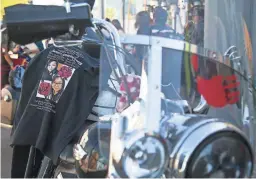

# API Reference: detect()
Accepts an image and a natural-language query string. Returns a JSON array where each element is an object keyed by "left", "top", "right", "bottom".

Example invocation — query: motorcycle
[
  {"left": 4, "top": 0, "right": 255, "bottom": 178},
  {"left": 93, "top": 35, "right": 256, "bottom": 178},
  {"left": 74, "top": 1, "right": 256, "bottom": 178}
]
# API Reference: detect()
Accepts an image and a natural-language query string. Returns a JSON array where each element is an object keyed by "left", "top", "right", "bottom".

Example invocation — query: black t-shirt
[{"left": 11, "top": 46, "right": 101, "bottom": 164}]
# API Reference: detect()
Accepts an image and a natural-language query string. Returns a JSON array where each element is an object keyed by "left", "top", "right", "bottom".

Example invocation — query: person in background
[
  {"left": 190, "top": 7, "right": 204, "bottom": 46},
  {"left": 21, "top": 41, "right": 45, "bottom": 59},
  {"left": 111, "top": 19, "right": 125, "bottom": 36},
  {"left": 9, "top": 44, "right": 29, "bottom": 67},
  {"left": 151, "top": 6, "right": 176, "bottom": 38},
  {"left": 133, "top": 11, "right": 151, "bottom": 72},
  {"left": 135, "top": 11, "right": 151, "bottom": 35},
  {"left": 1, "top": 29, "right": 13, "bottom": 89},
  {"left": 6, "top": 41, "right": 45, "bottom": 70}
]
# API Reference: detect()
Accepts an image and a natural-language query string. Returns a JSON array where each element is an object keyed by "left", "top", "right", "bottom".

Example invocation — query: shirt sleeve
[{"left": 35, "top": 41, "right": 45, "bottom": 51}]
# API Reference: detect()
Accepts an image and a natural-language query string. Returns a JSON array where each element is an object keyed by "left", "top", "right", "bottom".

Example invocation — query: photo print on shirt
[
  {"left": 36, "top": 63, "right": 75, "bottom": 103},
  {"left": 36, "top": 47, "right": 83, "bottom": 104}
]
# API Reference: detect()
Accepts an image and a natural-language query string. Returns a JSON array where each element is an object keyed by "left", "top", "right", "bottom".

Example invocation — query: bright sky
[{"left": 32, "top": 0, "right": 64, "bottom": 5}]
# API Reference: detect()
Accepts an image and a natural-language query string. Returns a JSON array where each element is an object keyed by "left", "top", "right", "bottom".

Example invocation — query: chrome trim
[
  {"left": 168, "top": 118, "right": 219, "bottom": 160},
  {"left": 73, "top": 144, "right": 87, "bottom": 161},
  {"left": 193, "top": 95, "right": 209, "bottom": 113},
  {"left": 224, "top": 45, "right": 243, "bottom": 75},
  {"left": 70, "top": 3, "right": 91, "bottom": 8},
  {"left": 93, "top": 18, "right": 122, "bottom": 51},
  {"left": 92, "top": 18, "right": 126, "bottom": 74}
]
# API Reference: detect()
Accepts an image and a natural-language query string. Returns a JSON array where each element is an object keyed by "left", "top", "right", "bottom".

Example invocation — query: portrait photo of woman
[
  {"left": 48, "top": 75, "right": 65, "bottom": 103},
  {"left": 42, "top": 60, "right": 59, "bottom": 81},
  {"left": 37, "top": 61, "right": 75, "bottom": 102}
]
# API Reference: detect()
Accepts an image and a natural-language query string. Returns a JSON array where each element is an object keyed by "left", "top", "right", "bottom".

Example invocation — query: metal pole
[
  {"left": 174, "top": 9, "right": 177, "bottom": 32},
  {"left": 101, "top": 0, "right": 105, "bottom": 19},
  {"left": 145, "top": 40, "right": 162, "bottom": 133},
  {"left": 122, "top": 0, "right": 125, "bottom": 30},
  {"left": 170, "top": 4, "right": 176, "bottom": 30},
  {"left": 250, "top": 0, "right": 256, "bottom": 83}
]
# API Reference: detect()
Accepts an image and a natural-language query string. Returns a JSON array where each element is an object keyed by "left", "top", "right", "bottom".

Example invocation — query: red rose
[
  {"left": 38, "top": 82, "right": 51, "bottom": 97},
  {"left": 58, "top": 66, "right": 72, "bottom": 79}
]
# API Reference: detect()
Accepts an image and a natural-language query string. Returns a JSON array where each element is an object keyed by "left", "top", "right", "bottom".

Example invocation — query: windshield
[{"left": 86, "top": 0, "right": 256, "bottom": 177}]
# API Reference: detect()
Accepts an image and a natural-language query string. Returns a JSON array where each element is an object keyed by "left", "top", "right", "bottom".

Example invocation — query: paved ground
[
  {"left": 254, "top": 165, "right": 256, "bottom": 178},
  {"left": 1, "top": 124, "right": 12, "bottom": 178}
]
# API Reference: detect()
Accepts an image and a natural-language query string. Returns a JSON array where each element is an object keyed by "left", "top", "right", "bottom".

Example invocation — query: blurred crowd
[
  {"left": 1, "top": 27, "right": 55, "bottom": 90},
  {"left": 108, "top": 4, "right": 204, "bottom": 43},
  {"left": 1, "top": 32, "right": 42, "bottom": 89},
  {"left": 1, "top": 3, "right": 204, "bottom": 91}
]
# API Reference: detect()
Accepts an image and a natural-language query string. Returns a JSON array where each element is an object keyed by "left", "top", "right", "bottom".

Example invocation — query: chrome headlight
[
  {"left": 187, "top": 132, "right": 253, "bottom": 178},
  {"left": 74, "top": 122, "right": 110, "bottom": 178},
  {"left": 168, "top": 120, "right": 254, "bottom": 178},
  {"left": 112, "top": 132, "right": 168, "bottom": 178}
]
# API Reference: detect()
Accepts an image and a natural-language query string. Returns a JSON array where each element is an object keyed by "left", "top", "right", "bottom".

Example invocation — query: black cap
[
  {"left": 153, "top": 7, "right": 168, "bottom": 24},
  {"left": 135, "top": 11, "right": 150, "bottom": 28},
  {"left": 192, "top": 7, "right": 203, "bottom": 16}
]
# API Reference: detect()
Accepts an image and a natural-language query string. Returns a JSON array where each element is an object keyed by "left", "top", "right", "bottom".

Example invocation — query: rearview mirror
[{"left": 4, "top": 4, "right": 92, "bottom": 45}]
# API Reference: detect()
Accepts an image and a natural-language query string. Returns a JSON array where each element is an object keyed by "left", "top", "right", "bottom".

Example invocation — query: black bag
[{"left": 4, "top": 4, "right": 92, "bottom": 45}]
